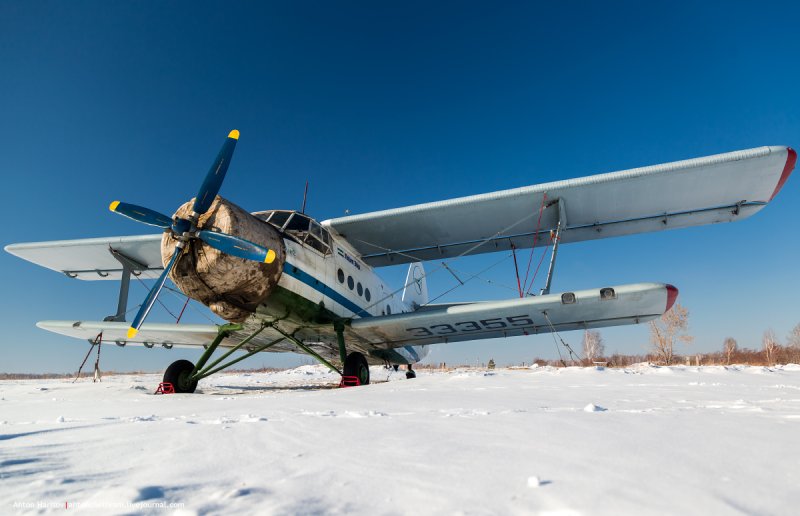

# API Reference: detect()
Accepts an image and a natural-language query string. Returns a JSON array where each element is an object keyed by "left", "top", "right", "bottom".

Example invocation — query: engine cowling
[{"left": 161, "top": 197, "right": 285, "bottom": 322}]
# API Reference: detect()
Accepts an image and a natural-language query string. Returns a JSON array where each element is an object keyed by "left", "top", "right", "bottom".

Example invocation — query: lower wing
[
  {"left": 346, "top": 282, "right": 675, "bottom": 348},
  {"left": 37, "top": 282, "right": 673, "bottom": 363}
]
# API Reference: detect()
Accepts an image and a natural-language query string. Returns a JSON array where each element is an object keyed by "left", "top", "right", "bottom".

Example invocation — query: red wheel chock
[
  {"left": 155, "top": 382, "right": 175, "bottom": 394},
  {"left": 339, "top": 376, "right": 361, "bottom": 388}
]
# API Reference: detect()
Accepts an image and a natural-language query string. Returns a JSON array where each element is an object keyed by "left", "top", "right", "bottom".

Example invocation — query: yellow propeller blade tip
[
  {"left": 109, "top": 201, "right": 120, "bottom": 212},
  {"left": 265, "top": 249, "right": 276, "bottom": 264},
  {"left": 127, "top": 327, "right": 138, "bottom": 339},
  {"left": 228, "top": 129, "right": 240, "bottom": 140}
]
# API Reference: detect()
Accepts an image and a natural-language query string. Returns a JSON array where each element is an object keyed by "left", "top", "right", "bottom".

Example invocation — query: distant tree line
[{"left": 527, "top": 307, "right": 800, "bottom": 368}]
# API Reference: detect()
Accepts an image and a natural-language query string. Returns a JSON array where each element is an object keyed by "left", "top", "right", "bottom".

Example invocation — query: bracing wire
[
  {"left": 350, "top": 199, "right": 551, "bottom": 312},
  {"left": 542, "top": 311, "right": 583, "bottom": 365}
]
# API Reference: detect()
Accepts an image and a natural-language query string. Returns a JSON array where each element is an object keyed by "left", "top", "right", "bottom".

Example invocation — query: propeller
[
  {"left": 109, "top": 130, "right": 277, "bottom": 339},
  {"left": 197, "top": 230, "right": 277, "bottom": 264},
  {"left": 109, "top": 201, "right": 173, "bottom": 228}
]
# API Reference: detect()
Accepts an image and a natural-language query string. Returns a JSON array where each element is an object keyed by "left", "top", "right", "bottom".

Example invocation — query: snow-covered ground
[{"left": 2, "top": 364, "right": 799, "bottom": 515}]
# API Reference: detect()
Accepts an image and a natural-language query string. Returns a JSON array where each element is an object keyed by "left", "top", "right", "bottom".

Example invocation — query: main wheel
[
  {"left": 163, "top": 359, "right": 198, "bottom": 393},
  {"left": 343, "top": 352, "right": 370, "bottom": 385}
]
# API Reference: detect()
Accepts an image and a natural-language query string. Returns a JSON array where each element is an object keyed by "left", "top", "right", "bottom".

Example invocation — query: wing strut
[
  {"left": 105, "top": 247, "right": 149, "bottom": 322},
  {"left": 540, "top": 198, "right": 567, "bottom": 296}
]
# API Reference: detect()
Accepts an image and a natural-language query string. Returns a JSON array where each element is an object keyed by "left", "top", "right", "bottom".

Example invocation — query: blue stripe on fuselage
[{"left": 282, "top": 262, "right": 372, "bottom": 318}]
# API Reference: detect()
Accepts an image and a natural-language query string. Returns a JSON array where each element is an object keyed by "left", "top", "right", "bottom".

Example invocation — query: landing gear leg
[
  {"left": 159, "top": 323, "right": 283, "bottom": 394},
  {"left": 406, "top": 364, "right": 416, "bottom": 379},
  {"left": 393, "top": 364, "right": 400, "bottom": 372}
]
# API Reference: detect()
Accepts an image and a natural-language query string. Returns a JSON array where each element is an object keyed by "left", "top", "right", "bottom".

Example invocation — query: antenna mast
[{"left": 301, "top": 180, "right": 309, "bottom": 213}]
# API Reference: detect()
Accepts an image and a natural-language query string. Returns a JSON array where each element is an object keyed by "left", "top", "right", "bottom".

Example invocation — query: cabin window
[
  {"left": 561, "top": 292, "right": 576, "bottom": 304},
  {"left": 365, "top": 288, "right": 371, "bottom": 302},
  {"left": 357, "top": 282, "right": 363, "bottom": 296},
  {"left": 347, "top": 276, "right": 354, "bottom": 290},
  {"left": 337, "top": 268, "right": 345, "bottom": 283}
]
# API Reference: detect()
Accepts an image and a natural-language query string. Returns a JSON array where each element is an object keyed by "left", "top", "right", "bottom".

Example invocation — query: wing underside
[
  {"left": 346, "top": 282, "right": 673, "bottom": 352},
  {"left": 5, "top": 234, "right": 164, "bottom": 280},
  {"left": 324, "top": 146, "right": 795, "bottom": 266}
]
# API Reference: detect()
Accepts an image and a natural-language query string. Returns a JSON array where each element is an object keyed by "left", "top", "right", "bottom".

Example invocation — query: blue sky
[{"left": 1, "top": 1, "right": 798, "bottom": 373}]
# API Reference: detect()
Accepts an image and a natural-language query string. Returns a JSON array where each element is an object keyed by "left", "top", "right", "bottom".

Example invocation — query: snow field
[{"left": 1, "top": 364, "right": 799, "bottom": 515}]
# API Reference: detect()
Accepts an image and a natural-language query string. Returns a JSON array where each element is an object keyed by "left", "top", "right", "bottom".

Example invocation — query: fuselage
[{"left": 251, "top": 210, "right": 430, "bottom": 363}]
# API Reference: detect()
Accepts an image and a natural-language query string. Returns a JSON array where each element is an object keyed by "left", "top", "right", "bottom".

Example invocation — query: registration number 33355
[{"left": 405, "top": 315, "right": 533, "bottom": 337}]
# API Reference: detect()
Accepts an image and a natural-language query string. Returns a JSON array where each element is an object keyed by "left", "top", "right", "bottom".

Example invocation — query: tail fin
[{"left": 402, "top": 262, "right": 428, "bottom": 310}]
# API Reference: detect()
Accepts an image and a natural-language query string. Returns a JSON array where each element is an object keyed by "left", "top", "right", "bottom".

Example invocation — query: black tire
[
  {"left": 343, "top": 352, "right": 370, "bottom": 385},
  {"left": 406, "top": 369, "right": 416, "bottom": 379},
  {"left": 163, "top": 360, "right": 198, "bottom": 393}
]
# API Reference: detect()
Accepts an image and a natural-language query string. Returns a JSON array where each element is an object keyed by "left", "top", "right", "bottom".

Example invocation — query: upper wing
[
  {"left": 4, "top": 234, "right": 163, "bottom": 280},
  {"left": 324, "top": 146, "right": 795, "bottom": 266},
  {"left": 346, "top": 282, "right": 675, "bottom": 352}
]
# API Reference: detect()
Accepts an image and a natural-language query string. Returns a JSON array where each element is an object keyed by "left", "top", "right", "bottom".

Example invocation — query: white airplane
[{"left": 5, "top": 131, "right": 795, "bottom": 392}]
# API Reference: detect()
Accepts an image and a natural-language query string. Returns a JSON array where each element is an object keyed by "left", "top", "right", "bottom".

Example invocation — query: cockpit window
[
  {"left": 283, "top": 213, "right": 311, "bottom": 232},
  {"left": 255, "top": 210, "right": 332, "bottom": 255},
  {"left": 263, "top": 210, "right": 291, "bottom": 228}
]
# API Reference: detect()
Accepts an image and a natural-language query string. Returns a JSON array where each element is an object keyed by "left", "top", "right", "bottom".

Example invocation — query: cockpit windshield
[{"left": 254, "top": 210, "right": 332, "bottom": 255}]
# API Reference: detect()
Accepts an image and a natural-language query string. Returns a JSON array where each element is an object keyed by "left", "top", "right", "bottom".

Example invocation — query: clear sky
[{"left": 1, "top": 1, "right": 798, "bottom": 373}]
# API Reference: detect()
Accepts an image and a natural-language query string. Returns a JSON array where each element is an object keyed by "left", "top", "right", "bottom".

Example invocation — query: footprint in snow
[
  {"left": 527, "top": 476, "right": 552, "bottom": 488},
  {"left": 301, "top": 410, "right": 338, "bottom": 417},
  {"left": 239, "top": 414, "right": 268, "bottom": 422},
  {"left": 129, "top": 415, "right": 158, "bottom": 422},
  {"left": 222, "top": 486, "right": 270, "bottom": 498},
  {"left": 134, "top": 486, "right": 165, "bottom": 501},
  {"left": 440, "top": 409, "right": 491, "bottom": 417},
  {"left": 342, "top": 410, "right": 388, "bottom": 418}
]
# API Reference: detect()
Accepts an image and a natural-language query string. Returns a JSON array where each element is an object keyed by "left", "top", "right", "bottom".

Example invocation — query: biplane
[{"left": 5, "top": 130, "right": 795, "bottom": 391}]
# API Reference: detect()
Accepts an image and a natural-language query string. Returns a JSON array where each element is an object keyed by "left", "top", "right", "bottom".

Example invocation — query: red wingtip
[
  {"left": 769, "top": 147, "right": 796, "bottom": 202},
  {"left": 665, "top": 284, "right": 679, "bottom": 312}
]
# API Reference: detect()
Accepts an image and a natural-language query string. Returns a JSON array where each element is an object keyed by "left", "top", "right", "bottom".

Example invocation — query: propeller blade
[
  {"left": 126, "top": 246, "right": 183, "bottom": 339},
  {"left": 109, "top": 201, "right": 172, "bottom": 228},
  {"left": 197, "top": 230, "right": 277, "bottom": 264},
  {"left": 192, "top": 130, "right": 239, "bottom": 216}
]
